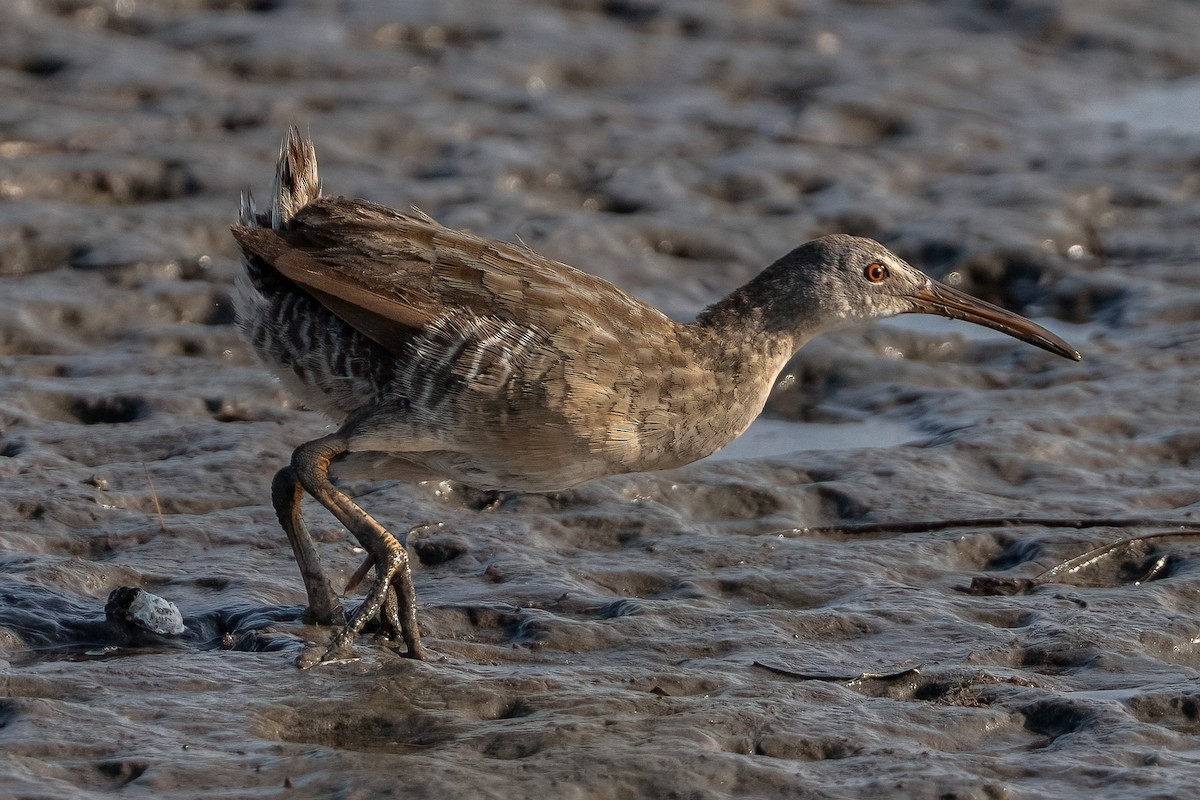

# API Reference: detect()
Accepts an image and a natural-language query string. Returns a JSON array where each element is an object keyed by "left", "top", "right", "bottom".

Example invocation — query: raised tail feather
[
  {"left": 234, "top": 126, "right": 322, "bottom": 299},
  {"left": 238, "top": 125, "right": 321, "bottom": 230}
]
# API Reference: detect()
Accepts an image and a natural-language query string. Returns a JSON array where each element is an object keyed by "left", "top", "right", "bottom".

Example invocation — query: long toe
[
  {"left": 380, "top": 585, "right": 405, "bottom": 641},
  {"left": 319, "top": 627, "right": 360, "bottom": 665},
  {"left": 294, "top": 636, "right": 352, "bottom": 669}
]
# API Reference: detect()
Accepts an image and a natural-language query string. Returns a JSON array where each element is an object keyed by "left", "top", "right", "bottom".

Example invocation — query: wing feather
[{"left": 232, "top": 195, "right": 675, "bottom": 359}]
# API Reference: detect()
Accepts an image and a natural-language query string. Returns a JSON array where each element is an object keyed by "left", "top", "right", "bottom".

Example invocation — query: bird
[{"left": 231, "top": 126, "right": 1081, "bottom": 665}]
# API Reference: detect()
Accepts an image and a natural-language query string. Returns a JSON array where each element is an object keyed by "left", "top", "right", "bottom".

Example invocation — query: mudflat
[{"left": 2, "top": 2, "right": 1199, "bottom": 797}]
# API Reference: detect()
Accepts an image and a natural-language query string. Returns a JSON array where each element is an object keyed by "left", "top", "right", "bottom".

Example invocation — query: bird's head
[{"left": 744, "top": 234, "right": 1080, "bottom": 361}]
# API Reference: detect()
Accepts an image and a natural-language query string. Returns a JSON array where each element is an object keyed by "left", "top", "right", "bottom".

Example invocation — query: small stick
[
  {"left": 752, "top": 660, "right": 921, "bottom": 683},
  {"left": 142, "top": 461, "right": 166, "bottom": 532},
  {"left": 779, "top": 516, "right": 1200, "bottom": 537}
]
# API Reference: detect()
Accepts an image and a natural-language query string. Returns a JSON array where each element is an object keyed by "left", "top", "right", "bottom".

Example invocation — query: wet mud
[{"left": 2, "top": 0, "right": 1200, "bottom": 797}]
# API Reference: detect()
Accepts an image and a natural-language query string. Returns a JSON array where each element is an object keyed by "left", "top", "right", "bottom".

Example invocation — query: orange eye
[{"left": 865, "top": 262, "right": 888, "bottom": 283}]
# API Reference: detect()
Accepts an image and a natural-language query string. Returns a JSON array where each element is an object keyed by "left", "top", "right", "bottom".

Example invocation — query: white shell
[{"left": 126, "top": 590, "right": 186, "bottom": 636}]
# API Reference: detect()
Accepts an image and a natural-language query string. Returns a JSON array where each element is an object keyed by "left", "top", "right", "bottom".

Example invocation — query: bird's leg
[
  {"left": 343, "top": 551, "right": 406, "bottom": 641},
  {"left": 380, "top": 580, "right": 404, "bottom": 640},
  {"left": 290, "top": 434, "right": 427, "bottom": 661},
  {"left": 271, "top": 466, "right": 347, "bottom": 626},
  {"left": 345, "top": 538, "right": 420, "bottom": 643},
  {"left": 274, "top": 465, "right": 405, "bottom": 642}
]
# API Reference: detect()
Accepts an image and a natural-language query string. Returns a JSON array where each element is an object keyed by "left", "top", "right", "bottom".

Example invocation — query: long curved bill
[{"left": 908, "top": 280, "right": 1082, "bottom": 361}]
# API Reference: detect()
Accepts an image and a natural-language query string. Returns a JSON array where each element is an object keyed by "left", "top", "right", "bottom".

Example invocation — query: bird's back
[
  {"left": 233, "top": 162, "right": 747, "bottom": 489},
  {"left": 235, "top": 195, "right": 679, "bottom": 358}
]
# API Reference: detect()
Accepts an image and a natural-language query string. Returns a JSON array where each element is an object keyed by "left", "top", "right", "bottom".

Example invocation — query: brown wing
[{"left": 231, "top": 196, "right": 672, "bottom": 358}]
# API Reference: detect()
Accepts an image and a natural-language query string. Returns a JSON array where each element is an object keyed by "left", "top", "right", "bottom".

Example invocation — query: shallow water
[
  {"left": 703, "top": 417, "right": 920, "bottom": 462},
  {"left": 2, "top": 1, "right": 1200, "bottom": 798},
  {"left": 1081, "top": 78, "right": 1200, "bottom": 135}
]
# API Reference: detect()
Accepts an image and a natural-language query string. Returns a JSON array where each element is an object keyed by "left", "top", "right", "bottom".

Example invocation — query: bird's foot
[
  {"left": 376, "top": 588, "right": 428, "bottom": 660},
  {"left": 296, "top": 590, "right": 426, "bottom": 665},
  {"left": 295, "top": 633, "right": 358, "bottom": 669},
  {"left": 294, "top": 621, "right": 427, "bottom": 668}
]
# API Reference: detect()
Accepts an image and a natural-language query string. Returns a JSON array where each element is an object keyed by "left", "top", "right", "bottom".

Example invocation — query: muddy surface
[{"left": 2, "top": 1, "right": 1200, "bottom": 797}]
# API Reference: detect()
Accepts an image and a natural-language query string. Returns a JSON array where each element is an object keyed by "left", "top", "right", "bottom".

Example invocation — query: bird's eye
[{"left": 865, "top": 262, "right": 888, "bottom": 283}]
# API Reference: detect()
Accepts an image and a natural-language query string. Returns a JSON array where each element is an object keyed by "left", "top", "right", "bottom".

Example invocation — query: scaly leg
[
  {"left": 289, "top": 434, "right": 427, "bottom": 661},
  {"left": 271, "top": 465, "right": 347, "bottom": 627}
]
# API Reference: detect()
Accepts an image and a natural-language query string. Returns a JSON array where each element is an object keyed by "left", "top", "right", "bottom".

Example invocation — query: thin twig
[
  {"left": 965, "top": 529, "right": 1200, "bottom": 595},
  {"left": 1038, "top": 530, "right": 1200, "bottom": 582},
  {"left": 142, "top": 461, "right": 166, "bottom": 532},
  {"left": 778, "top": 516, "right": 1200, "bottom": 537},
  {"left": 752, "top": 660, "right": 922, "bottom": 683}
]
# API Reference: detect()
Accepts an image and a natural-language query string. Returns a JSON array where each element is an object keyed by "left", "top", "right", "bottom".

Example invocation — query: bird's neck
[
  {"left": 692, "top": 275, "right": 820, "bottom": 356},
  {"left": 687, "top": 275, "right": 830, "bottom": 416},
  {"left": 687, "top": 288, "right": 805, "bottom": 414}
]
